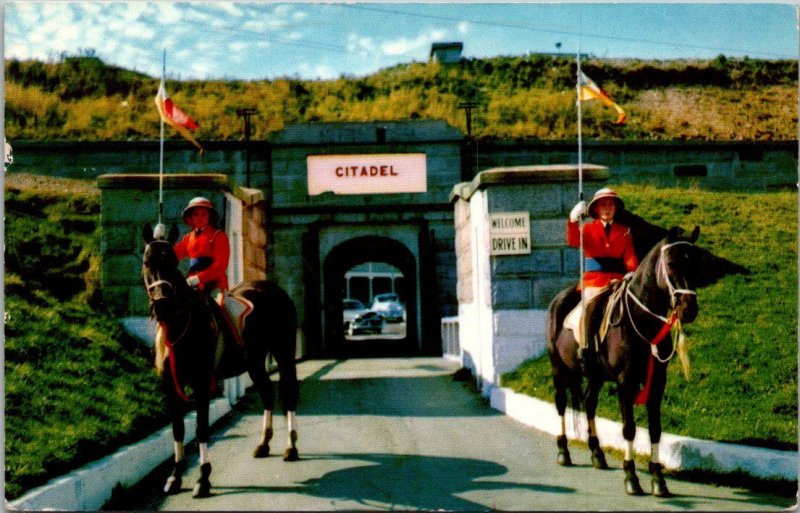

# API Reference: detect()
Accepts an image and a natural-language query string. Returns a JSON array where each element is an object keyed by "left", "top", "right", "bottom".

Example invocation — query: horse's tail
[
  {"left": 675, "top": 320, "right": 691, "bottom": 380},
  {"left": 569, "top": 374, "right": 585, "bottom": 438}
]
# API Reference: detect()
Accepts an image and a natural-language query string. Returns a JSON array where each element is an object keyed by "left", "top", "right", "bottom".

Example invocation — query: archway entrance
[{"left": 323, "top": 236, "right": 418, "bottom": 358}]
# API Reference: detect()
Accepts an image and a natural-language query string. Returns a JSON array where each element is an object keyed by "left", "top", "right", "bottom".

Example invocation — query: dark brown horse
[
  {"left": 142, "top": 224, "right": 300, "bottom": 498},
  {"left": 547, "top": 226, "right": 701, "bottom": 497}
]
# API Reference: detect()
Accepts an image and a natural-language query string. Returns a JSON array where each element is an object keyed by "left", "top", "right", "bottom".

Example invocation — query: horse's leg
[
  {"left": 277, "top": 352, "right": 300, "bottom": 462},
  {"left": 619, "top": 388, "right": 645, "bottom": 495},
  {"left": 646, "top": 367, "right": 671, "bottom": 497},
  {"left": 247, "top": 355, "right": 276, "bottom": 458},
  {"left": 162, "top": 371, "right": 187, "bottom": 495},
  {"left": 192, "top": 390, "right": 212, "bottom": 499},
  {"left": 552, "top": 359, "right": 572, "bottom": 466},
  {"left": 584, "top": 377, "right": 609, "bottom": 469}
]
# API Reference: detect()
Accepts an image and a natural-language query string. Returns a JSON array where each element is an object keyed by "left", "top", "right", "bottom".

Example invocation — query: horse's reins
[
  {"left": 144, "top": 241, "right": 195, "bottom": 402},
  {"left": 624, "top": 240, "right": 697, "bottom": 404}
]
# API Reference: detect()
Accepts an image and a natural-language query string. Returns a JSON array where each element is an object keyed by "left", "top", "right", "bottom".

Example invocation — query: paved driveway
[{"left": 124, "top": 357, "right": 793, "bottom": 511}]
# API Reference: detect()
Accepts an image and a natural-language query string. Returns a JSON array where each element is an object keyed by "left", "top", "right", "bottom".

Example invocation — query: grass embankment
[
  {"left": 5, "top": 54, "right": 798, "bottom": 141},
  {"left": 502, "top": 184, "right": 798, "bottom": 448},
  {"left": 4, "top": 173, "right": 168, "bottom": 500}
]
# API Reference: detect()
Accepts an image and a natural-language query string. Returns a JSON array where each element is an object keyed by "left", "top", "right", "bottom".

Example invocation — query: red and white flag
[
  {"left": 578, "top": 72, "right": 626, "bottom": 125},
  {"left": 155, "top": 80, "right": 203, "bottom": 152}
]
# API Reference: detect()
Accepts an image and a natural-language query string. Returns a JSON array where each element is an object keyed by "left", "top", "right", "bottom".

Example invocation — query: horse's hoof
[
  {"left": 624, "top": 478, "right": 645, "bottom": 496},
  {"left": 649, "top": 462, "right": 672, "bottom": 497},
  {"left": 283, "top": 447, "right": 299, "bottom": 462},
  {"left": 556, "top": 435, "right": 572, "bottom": 466},
  {"left": 651, "top": 479, "right": 672, "bottom": 497},
  {"left": 623, "top": 460, "right": 645, "bottom": 495},
  {"left": 192, "top": 480, "right": 211, "bottom": 499},
  {"left": 253, "top": 443, "right": 270, "bottom": 458},
  {"left": 591, "top": 449, "right": 609, "bottom": 469},
  {"left": 163, "top": 476, "right": 182, "bottom": 495}
]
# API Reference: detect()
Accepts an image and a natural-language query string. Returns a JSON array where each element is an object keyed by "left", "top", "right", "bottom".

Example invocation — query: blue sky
[{"left": 4, "top": 2, "right": 798, "bottom": 81}]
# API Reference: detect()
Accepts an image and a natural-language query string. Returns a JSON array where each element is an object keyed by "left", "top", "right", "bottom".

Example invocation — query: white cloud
[
  {"left": 229, "top": 41, "right": 249, "bottom": 53},
  {"left": 155, "top": 2, "right": 184, "bottom": 25},
  {"left": 208, "top": 3, "right": 244, "bottom": 18},
  {"left": 297, "top": 62, "right": 337, "bottom": 80},
  {"left": 346, "top": 33, "right": 376, "bottom": 55},
  {"left": 123, "top": 22, "right": 156, "bottom": 41},
  {"left": 458, "top": 21, "right": 470, "bottom": 34},
  {"left": 380, "top": 29, "right": 447, "bottom": 56}
]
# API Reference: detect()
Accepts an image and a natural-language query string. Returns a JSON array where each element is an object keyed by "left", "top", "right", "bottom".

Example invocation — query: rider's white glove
[
  {"left": 624, "top": 272, "right": 635, "bottom": 281},
  {"left": 186, "top": 275, "right": 200, "bottom": 288},
  {"left": 569, "top": 200, "right": 586, "bottom": 222}
]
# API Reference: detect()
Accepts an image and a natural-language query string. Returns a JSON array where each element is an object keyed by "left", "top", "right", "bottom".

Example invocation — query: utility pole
[
  {"left": 236, "top": 107, "right": 257, "bottom": 187},
  {"left": 458, "top": 100, "right": 478, "bottom": 181}
]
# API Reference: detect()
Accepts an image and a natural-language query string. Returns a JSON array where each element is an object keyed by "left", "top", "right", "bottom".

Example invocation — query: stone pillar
[
  {"left": 450, "top": 164, "right": 608, "bottom": 394},
  {"left": 97, "top": 174, "right": 231, "bottom": 316}
]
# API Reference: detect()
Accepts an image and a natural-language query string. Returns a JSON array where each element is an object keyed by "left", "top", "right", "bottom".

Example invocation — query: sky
[{"left": 3, "top": 2, "right": 799, "bottom": 81}]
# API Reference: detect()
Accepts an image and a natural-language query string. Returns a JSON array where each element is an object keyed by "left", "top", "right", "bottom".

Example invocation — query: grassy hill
[
  {"left": 4, "top": 54, "right": 797, "bottom": 142},
  {"left": 4, "top": 174, "right": 168, "bottom": 500}
]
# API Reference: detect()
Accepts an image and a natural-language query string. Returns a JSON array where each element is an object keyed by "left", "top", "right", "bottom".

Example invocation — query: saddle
[{"left": 592, "top": 279, "right": 628, "bottom": 350}]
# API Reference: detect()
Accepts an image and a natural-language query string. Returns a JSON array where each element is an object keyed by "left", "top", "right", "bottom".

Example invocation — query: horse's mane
[{"left": 617, "top": 211, "right": 748, "bottom": 288}]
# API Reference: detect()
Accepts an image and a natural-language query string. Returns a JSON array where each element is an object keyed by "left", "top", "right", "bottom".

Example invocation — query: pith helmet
[
  {"left": 181, "top": 197, "right": 220, "bottom": 227},
  {"left": 587, "top": 188, "right": 625, "bottom": 219}
]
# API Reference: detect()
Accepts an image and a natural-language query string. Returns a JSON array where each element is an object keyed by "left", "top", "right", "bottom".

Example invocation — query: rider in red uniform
[
  {"left": 566, "top": 188, "right": 638, "bottom": 367},
  {"left": 174, "top": 197, "right": 230, "bottom": 295}
]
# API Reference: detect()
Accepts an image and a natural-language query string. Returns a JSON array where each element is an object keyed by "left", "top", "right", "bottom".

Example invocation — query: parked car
[
  {"left": 343, "top": 299, "right": 384, "bottom": 335},
  {"left": 370, "top": 293, "right": 405, "bottom": 323}
]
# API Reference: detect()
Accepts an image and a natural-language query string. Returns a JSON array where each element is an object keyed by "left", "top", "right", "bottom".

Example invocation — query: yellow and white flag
[{"left": 578, "top": 72, "right": 626, "bottom": 125}]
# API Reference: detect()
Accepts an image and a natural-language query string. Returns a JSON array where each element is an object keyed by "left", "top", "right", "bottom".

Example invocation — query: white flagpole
[
  {"left": 158, "top": 49, "right": 166, "bottom": 225},
  {"left": 576, "top": 16, "right": 585, "bottom": 316}
]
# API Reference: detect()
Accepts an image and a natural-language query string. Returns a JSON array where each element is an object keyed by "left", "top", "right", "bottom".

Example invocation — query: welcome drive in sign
[
  {"left": 489, "top": 212, "right": 531, "bottom": 255},
  {"left": 307, "top": 153, "right": 427, "bottom": 195}
]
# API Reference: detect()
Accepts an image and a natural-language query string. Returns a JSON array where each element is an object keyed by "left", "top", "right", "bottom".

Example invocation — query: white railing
[{"left": 440, "top": 316, "right": 460, "bottom": 360}]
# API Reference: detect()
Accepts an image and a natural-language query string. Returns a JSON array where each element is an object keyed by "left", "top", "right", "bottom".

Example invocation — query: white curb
[
  {"left": 490, "top": 386, "right": 798, "bottom": 481},
  {"left": 10, "top": 374, "right": 252, "bottom": 511}
]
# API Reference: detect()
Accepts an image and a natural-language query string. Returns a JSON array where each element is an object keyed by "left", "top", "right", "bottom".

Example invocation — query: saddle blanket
[{"left": 217, "top": 292, "right": 254, "bottom": 345}]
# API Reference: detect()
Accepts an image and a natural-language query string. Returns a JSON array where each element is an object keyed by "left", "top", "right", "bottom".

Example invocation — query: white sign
[
  {"left": 489, "top": 212, "right": 531, "bottom": 256},
  {"left": 307, "top": 153, "right": 427, "bottom": 196}
]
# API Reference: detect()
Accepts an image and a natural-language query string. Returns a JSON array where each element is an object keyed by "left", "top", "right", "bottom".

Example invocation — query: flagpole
[
  {"left": 158, "top": 49, "right": 165, "bottom": 225},
  {"left": 576, "top": 11, "right": 585, "bottom": 318}
]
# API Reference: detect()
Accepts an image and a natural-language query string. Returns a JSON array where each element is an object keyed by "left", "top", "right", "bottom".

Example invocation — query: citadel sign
[{"left": 307, "top": 153, "right": 427, "bottom": 195}]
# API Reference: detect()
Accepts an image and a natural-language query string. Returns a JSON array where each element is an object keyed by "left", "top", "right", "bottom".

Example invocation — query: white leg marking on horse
[
  {"left": 287, "top": 411, "right": 297, "bottom": 446},
  {"left": 199, "top": 442, "right": 210, "bottom": 465},
  {"left": 174, "top": 442, "right": 185, "bottom": 462},
  {"left": 651, "top": 442, "right": 660, "bottom": 464},
  {"left": 624, "top": 441, "right": 634, "bottom": 461},
  {"left": 262, "top": 410, "right": 273, "bottom": 441}
]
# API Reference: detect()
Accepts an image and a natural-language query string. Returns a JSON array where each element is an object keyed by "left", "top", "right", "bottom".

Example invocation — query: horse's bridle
[{"left": 624, "top": 240, "right": 697, "bottom": 356}]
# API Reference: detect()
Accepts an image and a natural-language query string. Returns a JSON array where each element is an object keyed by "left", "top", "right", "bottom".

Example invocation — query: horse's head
[
  {"left": 657, "top": 226, "right": 701, "bottom": 324},
  {"left": 142, "top": 223, "right": 181, "bottom": 322}
]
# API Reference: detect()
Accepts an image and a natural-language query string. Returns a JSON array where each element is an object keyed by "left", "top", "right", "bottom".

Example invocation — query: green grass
[
  {"left": 4, "top": 174, "right": 168, "bottom": 500},
  {"left": 502, "top": 184, "right": 798, "bottom": 448}
]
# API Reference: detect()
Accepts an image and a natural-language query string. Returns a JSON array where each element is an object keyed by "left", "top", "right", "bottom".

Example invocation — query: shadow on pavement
[{"left": 207, "top": 452, "right": 575, "bottom": 510}]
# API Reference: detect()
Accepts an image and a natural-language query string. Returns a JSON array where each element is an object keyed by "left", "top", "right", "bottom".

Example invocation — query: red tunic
[
  {"left": 174, "top": 227, "right": 230, "bottom": 291},
  {"left": 567, "top": 219, "right": 638, "bottom": 289}
]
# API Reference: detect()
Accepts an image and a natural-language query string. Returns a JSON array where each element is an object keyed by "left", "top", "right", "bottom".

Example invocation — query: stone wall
[
  {"left": 97, "top": 174, "right": 263, "bottom": 316},
  {"left": 10, "top": 138, "right": 796, "bottom": 191},
  {"left": 451, "top": 164, "right": 608, "bottom": 393}
]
